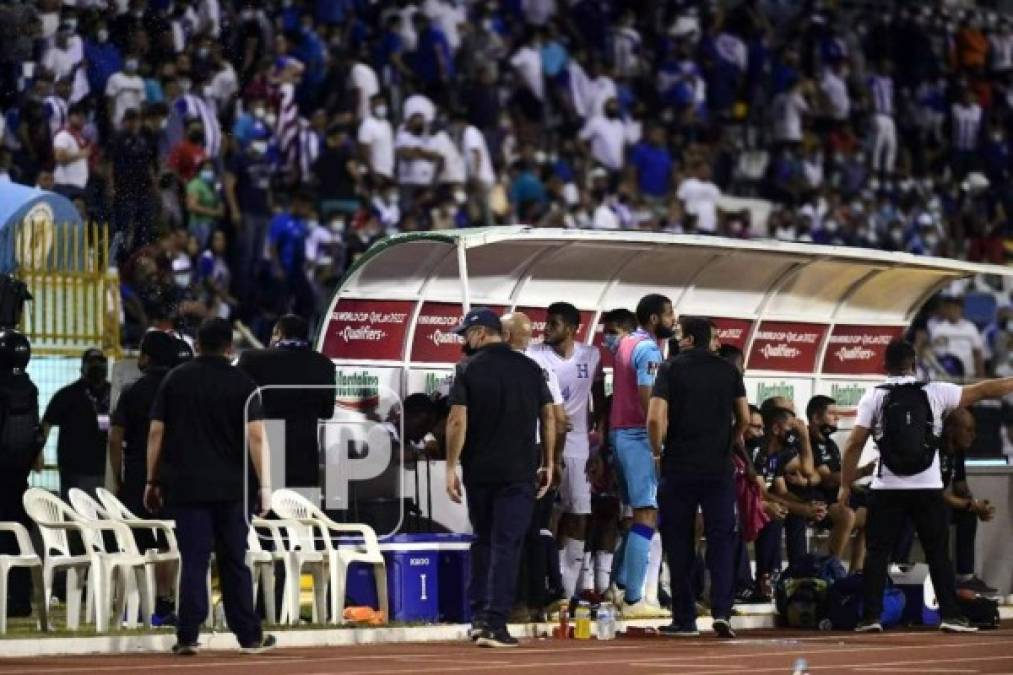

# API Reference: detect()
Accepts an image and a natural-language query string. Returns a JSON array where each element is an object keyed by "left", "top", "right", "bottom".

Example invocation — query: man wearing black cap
[
  {"left": 109, "top": 330, "right": 179, "bottom": 623},
  {"left": 237, "top": 314, "right": 336, "bottom": 493},
  {"left": 43, "top": 348, "right": 111, "bottom": 501},
  {"left": 445, "top": 308, "right": 555, "bottom": 648}
]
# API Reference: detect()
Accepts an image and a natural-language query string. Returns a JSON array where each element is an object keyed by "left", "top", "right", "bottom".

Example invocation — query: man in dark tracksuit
[
  {"left": 444, "top": 308, "right": 555, "bottom": 648},
  {"left": 145, "top": 318, "right": 275, "bottom": 655},
  {"left": 648, "top": 317, "right": 749, "bottom": 638}
]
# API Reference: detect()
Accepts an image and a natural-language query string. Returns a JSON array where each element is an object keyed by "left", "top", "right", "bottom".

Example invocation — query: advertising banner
[
  {"left": 747, "top": 321, "right": 828, "bottom": 373},
  {"left": 411, "top": 302, "right": 507, "bottom": 363},
  {"left": 745, "top": 377, "right": 814, "bottom": 412},
  {"left": 320, "top": 299, "right": 414, "bottom": 361},
  {"left": 821, "top": 325, "right": 905, "bottom": 375},
  {"left": 712, "top": 317, "right": 754, "bottom": 351}
]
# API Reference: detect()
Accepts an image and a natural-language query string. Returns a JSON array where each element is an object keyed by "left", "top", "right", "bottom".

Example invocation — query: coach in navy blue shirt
[
  {"left": 445, "top": 308, "right": 554, "bottom": 648},
  {"left": 649, "top": 316, "right": 749, "bottom": 639}
]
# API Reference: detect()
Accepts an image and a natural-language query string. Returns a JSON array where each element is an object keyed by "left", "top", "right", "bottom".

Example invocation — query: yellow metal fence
[{"left": 14, "top": 221, "right": 121, "bottom": 357}]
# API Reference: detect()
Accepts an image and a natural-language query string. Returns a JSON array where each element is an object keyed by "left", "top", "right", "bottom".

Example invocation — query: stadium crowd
[{"left": 2, "top": 0, "right": 1013, "bottom": 344}]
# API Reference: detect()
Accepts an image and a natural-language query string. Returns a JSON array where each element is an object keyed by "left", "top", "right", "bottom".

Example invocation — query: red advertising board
[
  {"left": 821, "top": 325, "right": 905, "bottom": 375},
  {"left": 515, "top": 306, "right": 595, "bottom": 344},
  {"left": 747, "top": 321, "right": 828, "bottom": 373},
  {"left": 411, "top": 302, "right": 508, "bottom": 363},
  {"left": 320, "top": 299, "right": 414, "bottom": 360},
  {"left": 712, "top": 318, "right": 754, "bottom": 351}
]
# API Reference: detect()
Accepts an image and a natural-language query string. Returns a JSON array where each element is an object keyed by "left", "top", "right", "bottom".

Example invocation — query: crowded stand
[{"left": 0, "top": 0, "right": 1010, "bottom": 661}]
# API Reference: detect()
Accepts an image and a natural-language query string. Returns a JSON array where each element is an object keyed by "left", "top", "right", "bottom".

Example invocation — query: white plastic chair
[
  {"left": 0, "top": 521, "right": 47, "bottom": 634},
  {"left": 270, "top": 489, "right": 387, "bottom": 625},
  {"left": 248, "top": 516, "right": 329, "bottom": 625},
  {"left": 94, "top": 487, "right": 181, "bottom": 619},
  {"left": 25, "top": 488, "right": 152, "bottom": 632}
]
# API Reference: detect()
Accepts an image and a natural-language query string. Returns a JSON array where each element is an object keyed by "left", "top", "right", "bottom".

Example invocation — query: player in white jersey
[{"left": 526, "top": 302, "right": 604, "bottom": 601}]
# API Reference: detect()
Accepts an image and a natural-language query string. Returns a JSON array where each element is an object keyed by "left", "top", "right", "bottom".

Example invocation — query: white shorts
[{"left": 558, "top": 455, "right": 592, "bottom": 515}]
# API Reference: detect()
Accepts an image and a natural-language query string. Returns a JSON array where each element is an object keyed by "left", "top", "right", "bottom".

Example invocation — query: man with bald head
[
  {"left": 939, "top": 408, "right": 997, "bottom": 594},
  {"left": 502, "top": 311, "right": 569, "bottom": 618}
]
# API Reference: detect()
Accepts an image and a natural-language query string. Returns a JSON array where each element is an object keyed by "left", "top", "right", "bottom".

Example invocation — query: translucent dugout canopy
[{"left": 316, "top": 227, "right": 1011, "bottom": 383}]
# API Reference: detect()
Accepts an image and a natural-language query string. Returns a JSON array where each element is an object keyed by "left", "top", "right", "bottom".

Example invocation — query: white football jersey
[{"left": 527, "top": 342, "right": 602, "bottom": 455}]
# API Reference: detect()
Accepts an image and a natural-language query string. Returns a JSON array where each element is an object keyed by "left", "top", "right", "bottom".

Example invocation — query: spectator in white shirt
[
  {"left": 929, "top": 296, "right": 986, "bottom": 379},
  {"left": 422, "top": 0, "right": 466, "bottom": 52},
  {"left": 951, "top": 89, "right": 983, "bottom": 178},
  {"left": 403, "top": 93, "right": 437, "bottom": 125},
  {"left": 579, "top": 97, "right": 627, "bottom": 176},
  {"left": 349, "top": 59, "right": 380, "bottom": 122},
  {"left": 590, "top": 189, "right": 620, "bottom": 230},
  {"left": 42, "top": 20, "right": 88, "bottom": 103},
  {"left": 451, "top": 109, "right": 496, "bottom": 226},
  {"left": 395, "top": 113, "right": 443, "bottom": 214},
  {"left": 770, "top": 80, "right": 810, "bottom": 147},
  {"left": 52, "top": 103, "right": 91, "bottom": 199},
  {"left": 676, "top": 161, "right": 722, "bottom": 234},
  {"left": 105, "top": 56, "right": 146, "bottom": 129},
  {"left": 358, "top": 94, "right": 396, "bottom": 185},
  {"left": 510, "top": 33, "right": 545, "bottom": 101},
  {"left": 989, "top": 20, "right": 1013, "bottom": 75},
  {"left": 820, "top": 60, "right": 850, "bottom": 122}
]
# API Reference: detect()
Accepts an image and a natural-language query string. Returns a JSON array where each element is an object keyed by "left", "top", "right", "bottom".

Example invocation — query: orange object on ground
[{"left": 343, "top": 606, "right": 388, "bottom": 625}]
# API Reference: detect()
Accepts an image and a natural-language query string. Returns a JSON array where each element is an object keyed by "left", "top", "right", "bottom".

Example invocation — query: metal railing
[{"left": 13, "top": 221, "right": 120, "bottom": 357}]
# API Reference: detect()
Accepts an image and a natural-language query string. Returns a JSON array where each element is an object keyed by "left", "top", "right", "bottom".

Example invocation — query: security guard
[{"left": 0, "top": 329, "right": 42, "bottom": 617}]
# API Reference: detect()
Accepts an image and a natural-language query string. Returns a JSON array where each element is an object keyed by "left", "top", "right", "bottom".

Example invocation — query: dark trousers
[
  {"left": 947, "top": 507, "right": 977, "bottom": 576},
  {"left": 893, "top": 518, "right": 916, "bottom": 563},
  {"left": 863, "top": 489, "right": 960, "bottom": 622},
  {"left": 755, "top": 518, "right": 784, "bottom": 577},
  {"left": 658, "top": 471, "right": 737, "bottom": 628},
  {"left": 518, "top": 490, "right": 555, "bottom": 609},
  {"left": 784, "top": 513, "right": 808, "bottom": 567},
  {"left": 466, "top": 481, "right": 535, "bottom": 630},
  {"left": 173, "top": 501, "right": 261, "bottom": 646}
]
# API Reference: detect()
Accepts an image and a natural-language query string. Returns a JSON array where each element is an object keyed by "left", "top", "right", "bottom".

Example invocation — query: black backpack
[
  {"left": 0, "top": 376, "right": 42, "bottom": 472},
  {"left": 875, "top": 382, "right": 938, "bottom": 476}
]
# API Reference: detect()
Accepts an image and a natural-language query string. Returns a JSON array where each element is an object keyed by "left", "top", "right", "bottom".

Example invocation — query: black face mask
[
  {"left": 783, "top": 430, "right": 799, "bottom": 447},
  {"left": 745, "top": 436, "right": 764, "bottom": 451},
  {"left": 821, "top": 424, "right": 838, "bottom": 437},
  {"left": 187, "top": 131, "right": 204, "bottom": 143},
  {"left": 84, "top": 364, "right": 107, "bottom": 384},
  {"left": 461, "top": 343, "right": 477, "bottom": 356}
]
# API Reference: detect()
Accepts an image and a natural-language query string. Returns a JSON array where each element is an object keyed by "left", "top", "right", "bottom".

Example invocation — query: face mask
[
  {"left": 200, "top": 169, "right": 214, "bottom": 182},
  {"left": 745, "top": 436, "right": 764, "bottom": 451},
  {"left": 97, "top": 29, "right": 109, "bottom": 43},
  {"left": 188, "top": 131, "right": 203, "bottom": 143},
  {"left": 461, "top": 343, "right": 477, "bottom": 356},
  {"left": 825, "top": 220, "right": 839, "bottom": 233},
  {"left": 197, "top": 47, "right": 209, "bottom": 60},
  {"left": 603, "top": 333, "right": 621, "bottom": 354},
  {"left": 265, "top": 112, "right": 278, "bottom": 127},
  {"left": 373, "top": 104, "right": 388, "bottom": 118},
  {"left": 174, "top": 272, "right": 190, "bottom": 287},
  {"left": 179, "top": 78, "right": 192, "bottom": 93},
  {"left": 606, "top": 108, "right": 620, "bottom": 119},
  {"left": 784, "top": 430, "right": 799, "bottom": 447},
  {"left": 453, "top": 190, "right": 467, "bottom": 205},
  {"left": 159, "top": 118, "right": 168, "bottom": 130},
  {"left": 85, "top": 363, "right": 106, "bottom": 383},
  {"left": 890, "top": 229, "right": 904, "bottom": 243},
  {"left": 125, "top": 59, "right": 139, "bottom": 73},
  {"left": 820, "top": 424, "right": 838, "bottom": 437},
  {"left": 250, "top": 140, "right": 267, "bottom": 155}
]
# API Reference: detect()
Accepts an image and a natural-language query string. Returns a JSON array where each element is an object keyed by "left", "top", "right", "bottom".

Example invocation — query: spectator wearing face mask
[
  {"left": 52, "top": 102, "right": 92, "bottom": 200},
  {"left": 395, "top": 112, "right": 443, "bottom": 215},
  {"left": 85, "top": 23, "right": 123, "bottom": 106},
  {"left": 579, "top": 97, "right": 627, "bottom": 184},
  {"left": 43, "top": 18, "right": 89, "bottom": 104},
  {"left": 186, "top": 159, "right": 224, "bottom": 249},
  {"left": 314, "top": 123, "right": 361, "bottom": 217},
  {"left": 106, "top": 55, "right": 146, "bottom": 129},
  {"left": 358, "top": 94, "right": 395, "bottom": 184}
]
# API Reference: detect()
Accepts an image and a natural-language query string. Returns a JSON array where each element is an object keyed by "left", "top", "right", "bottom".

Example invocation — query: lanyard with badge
[{"left": 84, "top": 384, "right": 111, "bottom": 433}]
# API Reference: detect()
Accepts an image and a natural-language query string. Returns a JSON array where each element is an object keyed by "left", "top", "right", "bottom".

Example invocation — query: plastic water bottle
[
  {"left": 792, "top": 658, "right": 809, "bottom": 675},
  {"left": 597, "top": 602, "right": 616, "bottom": 640}
]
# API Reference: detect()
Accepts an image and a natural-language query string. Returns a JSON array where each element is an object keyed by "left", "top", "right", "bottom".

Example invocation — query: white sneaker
[
  {"left": 642, "top": 600, "right": 672, "bottom": 618},
  {"left": 622, "top": 598, "right": 661, "bottom": 619}
]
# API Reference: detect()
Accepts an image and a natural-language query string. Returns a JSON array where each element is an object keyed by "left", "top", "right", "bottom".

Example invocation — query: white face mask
[
  {"left": 97, "top": 29, "right": 109, "bottom": 43},
  {"left": 250, "top": 140, "right": 267, "bottom": 155},
  {"left": 265, "top": 112, "right": 278, "bottom": 127},
  {"left": 372, "top": 104, "right": 388, "bottom": 119},
  {"left": 125, "top": 59, "right": 139, "bottom": 73}
]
